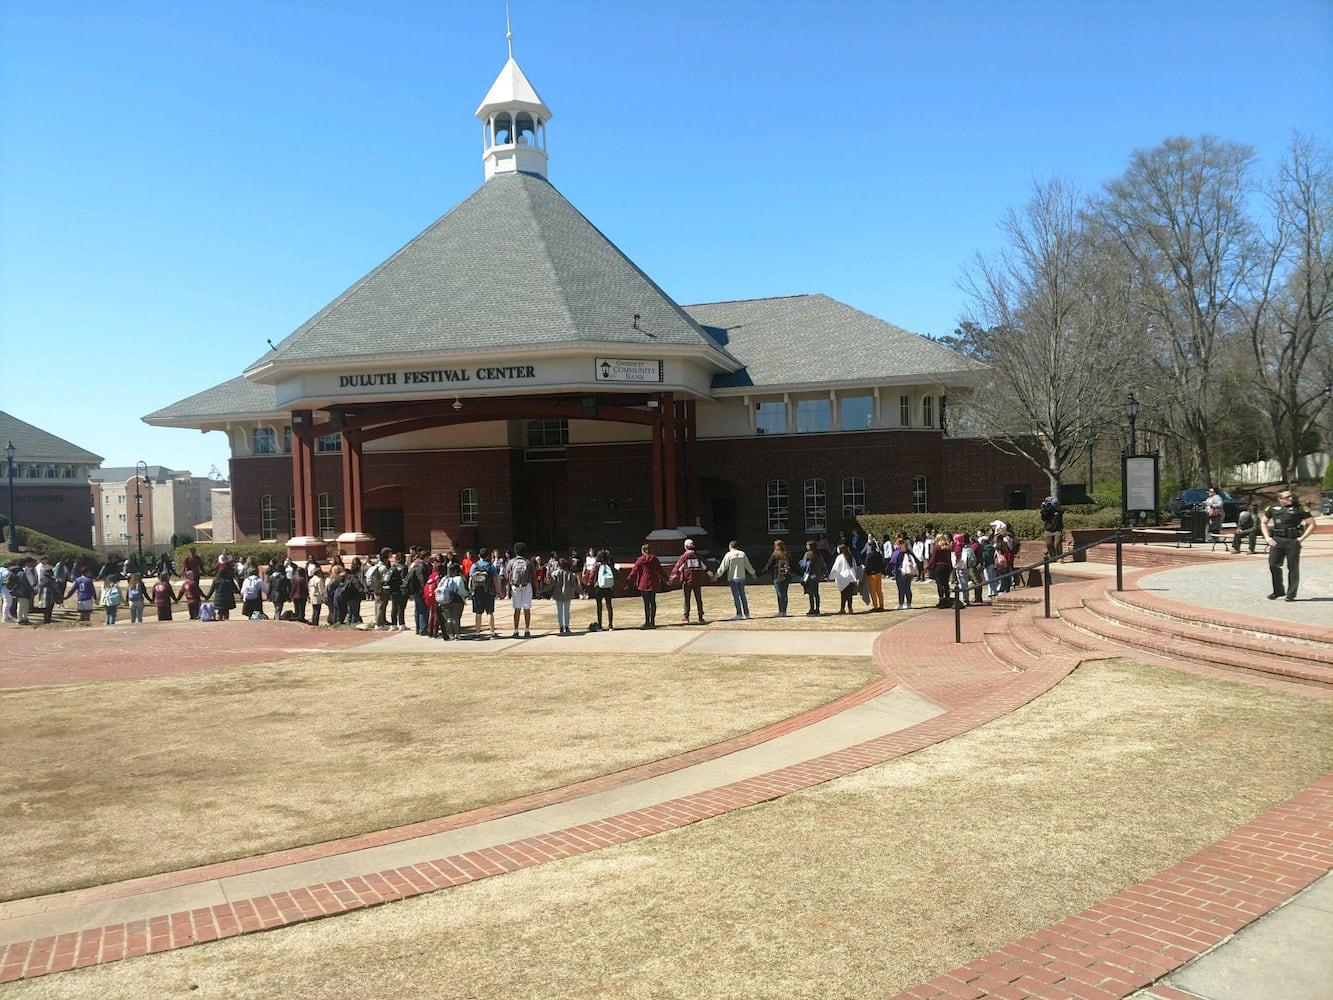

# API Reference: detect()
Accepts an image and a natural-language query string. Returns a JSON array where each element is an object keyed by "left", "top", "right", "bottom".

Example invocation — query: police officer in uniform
[{"left": 1260, "top": 489, "right": 1316, "bottom": 601}]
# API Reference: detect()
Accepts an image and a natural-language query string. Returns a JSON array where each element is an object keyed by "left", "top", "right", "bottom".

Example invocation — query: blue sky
[{"left": 2, "top": 1, "right": 1330, "bottom": 475}]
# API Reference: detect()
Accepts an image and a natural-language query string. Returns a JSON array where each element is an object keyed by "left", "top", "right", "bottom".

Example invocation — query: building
[
  {"left": 89, "top": 467, "right": 224, "bottom": 552},
  {"left": 0, "top": 410, "right": 103, "bottom": 547},
  {"left": 145, "top": 46, "right": 1038, "bottom": 558}
]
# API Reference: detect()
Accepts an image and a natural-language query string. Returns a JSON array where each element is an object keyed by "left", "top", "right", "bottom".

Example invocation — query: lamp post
[
  {"left": 4, "top": 441, "right": 15, "bottom": 553},
  {"left": 134, "top": 461, "right": 147, "bottom": 565},
  {"left": 1085, "top": 433, "right": 1095, "bottom": 498},
  {"left": 1125, "top": 393, "right": 1139, "bottom": 456}
]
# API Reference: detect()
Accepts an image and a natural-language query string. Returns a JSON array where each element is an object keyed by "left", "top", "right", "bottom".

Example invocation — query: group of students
[{"left": 1, "top": 554, "right": 189, "bottom": 626}]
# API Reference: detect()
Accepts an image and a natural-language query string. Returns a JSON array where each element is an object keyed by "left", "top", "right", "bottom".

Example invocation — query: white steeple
[{"left": 475, "top": 18, "right": 552, "bottom": 181}]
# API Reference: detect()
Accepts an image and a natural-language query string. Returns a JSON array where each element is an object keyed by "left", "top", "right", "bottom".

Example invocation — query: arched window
[
  {"left": 842, "top": 477, "right": 865, "bottom": 519},
  {"left": 804, "top": 478, "right": 827, "bottom": 532},
  {"left": 766, "top": 480, "right": 789, "bottom": 533},
  {"left": 912, "top": 476, "right": 928, "bottom": 514}
]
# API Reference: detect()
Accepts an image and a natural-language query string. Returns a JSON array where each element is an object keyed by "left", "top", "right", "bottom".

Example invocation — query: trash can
[{"left": 1181, "top": 510, "right": 1208, "bottom": 543}]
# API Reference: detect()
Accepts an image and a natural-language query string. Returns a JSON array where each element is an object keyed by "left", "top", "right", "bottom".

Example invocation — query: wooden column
[
  {"left": 662, "top": 392, "right": 678, "bottom": 528},
  {"left": 341, "top": 430, "right": 364, "bottom": 533},
  {"left": 683, "top": 399, "right": 699, "bottom": 525},
  {"left": 290, "top": 410, "right": 317, "bottom": 536},
  {"left": 651, "top": 404, "right": 665, "bottom": 527}
]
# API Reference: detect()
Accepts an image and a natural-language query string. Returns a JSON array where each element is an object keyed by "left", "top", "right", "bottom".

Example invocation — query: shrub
[
  {"left": 1, "top": 525, "right": 103, "bottom": 566},
  {"left": 852, "top": 504, "right": 1127, "bottom": 544},
  {"left": 173, "top": 541, "right": 289, "bottom": 572}
]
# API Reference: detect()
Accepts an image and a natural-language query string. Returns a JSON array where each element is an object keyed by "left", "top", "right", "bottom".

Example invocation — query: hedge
[{"left": 851, "top": 505, "right": 1124, "bottom": 543}]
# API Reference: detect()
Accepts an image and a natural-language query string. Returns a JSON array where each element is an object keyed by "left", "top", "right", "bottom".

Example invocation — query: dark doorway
[
  {"left": 711, "top": 497, "right": 738, "bottom": 546},
  {"left": 365, "top": 507, "right": 404, "bottom": 552},
  {"left": 1005, "top": 485, "right": 1031, "bottom": 510},
  {"left": 511, "top": 464, "right": 569, "bottom": 552}
]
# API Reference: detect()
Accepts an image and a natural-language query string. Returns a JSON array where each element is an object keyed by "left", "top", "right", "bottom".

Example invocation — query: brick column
[
  {"left": 290, "top": 410, "right": 316, "bottom": 536},
  {"left": 341, "top": 431, "right": 364, "bottom": 533},
  {"left": 662, "top": 392, "right": 678, "bottom": 528}
]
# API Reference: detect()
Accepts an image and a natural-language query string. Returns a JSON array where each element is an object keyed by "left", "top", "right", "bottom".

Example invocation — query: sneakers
[
  {"left": 512, "top": 630, "right": 520, "bottom": 638},
  {"left": 680, "top": 615, "right": 690, "bottom": 623},
  {"left": 523, "top": 629, "right": 531, "bottom": 638},
  {"left": 895, "top": 604, "right": 904, "bottom": 611},
  {"left": 730, "top": 614, "right": 744, "bottom": 621}
]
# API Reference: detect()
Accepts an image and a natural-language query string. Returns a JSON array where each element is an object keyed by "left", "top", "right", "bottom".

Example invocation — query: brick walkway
[{"left": 0, "top": 564, "right": 1328, "bottom": 995}]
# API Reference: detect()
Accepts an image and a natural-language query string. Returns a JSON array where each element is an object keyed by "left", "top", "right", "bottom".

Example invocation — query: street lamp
[
  {"left": 134, "top": 460, "right": 147, "bottom": 565},
  {"left": 1085, "top": 433, "right": 1095, "bottom": 498},
  {"left": 1125, "top": 393, "right": 1139, "bottom": 456},
  {"left": 4, "top": 441, "right": 15, "bottom": 553}
]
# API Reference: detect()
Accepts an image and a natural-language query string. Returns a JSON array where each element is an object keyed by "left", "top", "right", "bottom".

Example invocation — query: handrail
[{"left": 951, "top": 529, "right": 1125, "bottom": 642}]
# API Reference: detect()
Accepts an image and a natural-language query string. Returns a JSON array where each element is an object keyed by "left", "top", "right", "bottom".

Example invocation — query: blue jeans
[
  {"left": 773, "top": 579, "right": 789, "bottom": 614},
  {"left": 555, "top": 599, "right": 571, "bottom": 630},
  {"left": 413, "top": 595, "right": 428, "bottom": 634},
  {"left": 729, "top": 579, "right": 750, "bottom": 617}
]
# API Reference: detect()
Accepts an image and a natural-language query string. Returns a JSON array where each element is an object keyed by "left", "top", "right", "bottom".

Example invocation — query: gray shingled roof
[
  {"left": 0, "top": 410, "right": 103, "bottom": 465},
  {"left": 685, "top": 295, "right": 987, "bottom": 390},
  {"left": 246, "top": 172, "right": 733, "bottom": 371},
  {"left": 143, "top": 377, "right": 279, "bottom": 426}
]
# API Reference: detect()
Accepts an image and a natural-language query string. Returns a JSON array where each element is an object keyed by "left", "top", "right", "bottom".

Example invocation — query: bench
[
  {"left": 1130, "top": 528, "right": 1193, "bottom": 548},
  {"left": 1208, "top": 522, "right": 1269, "bottom": 553}
]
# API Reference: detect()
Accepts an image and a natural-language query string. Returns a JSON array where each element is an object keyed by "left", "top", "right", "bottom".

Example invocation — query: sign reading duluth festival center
[{"left": 336, "top": 365, "right": 538, "bottom": 388}]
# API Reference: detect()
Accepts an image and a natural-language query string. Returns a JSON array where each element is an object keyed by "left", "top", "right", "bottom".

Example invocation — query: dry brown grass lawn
[
  {"left": 7, "top": 658, "right": 1329, "bottom": 1000},
  {"left": 0, "top": 650, "right": 879, "bottom": 900}
]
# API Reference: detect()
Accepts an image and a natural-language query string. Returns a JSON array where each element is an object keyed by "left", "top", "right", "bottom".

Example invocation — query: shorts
[
  {"left": 510, "top": 584, "right": 533, "bottom": 610},
  {"left": 77, "top": 599, "right": 94, "bottom": 612},
  {"left": 471, "top": 591, "right": 496, "bottom": 616}
]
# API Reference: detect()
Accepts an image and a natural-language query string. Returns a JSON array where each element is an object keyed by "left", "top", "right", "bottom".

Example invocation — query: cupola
[{"left": 475, "top": 29, "right": 552, "bottom": 181}]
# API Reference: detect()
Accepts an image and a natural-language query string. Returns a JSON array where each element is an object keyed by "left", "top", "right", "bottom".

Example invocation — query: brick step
[
  {"left": 1089, "top": 595, "right": 1333, "bottom": 667},
  {"left": 1106, "top": 589, "right": 1333, "bottom": 652},
  {"left": 980, "top": 631, "right": 1039, "bottom": 672},
  {"left": 1058, "top": 605, "right": 1333, "bottom": 690},
  {"left": 1029, "top": 613, "right": 1107, "bottom": 653}
]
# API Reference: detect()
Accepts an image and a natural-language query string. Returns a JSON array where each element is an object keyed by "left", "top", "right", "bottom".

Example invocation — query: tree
[
  {"left": 1237, "top": 136, "right": 1333, "bottom": 483},
  {"left": 961, "top": 178, "right": 1142, "bottom": 495},
  {"left": 1099, "top": 136, "right": 1258, "bottom": 487}
]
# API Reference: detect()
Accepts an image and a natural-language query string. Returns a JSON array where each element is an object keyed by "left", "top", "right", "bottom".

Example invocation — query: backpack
[
  {"left": 241, "top": 576, "right": 263, "bottom": 601},
  {"left": 103, "top": 586, "right": 122, "bottom": 607},
  {"left": 994, "top": 550, "right": 1010, "bottom": 574},
  {"left": 469, "top": 561, "right": 492, "bottom": 593},
  {"left": 508, "top": 557, "right": 531, "bottom": 588},
  {"left": 775, "top": 558, "right": 791, "bottom": 583},
  {"left": 405, "top": 563, "right": 425, "bottom": 598},
  {"left": 199, "top": 602, "right": 216, "bottom": 621},
  {"left": 386, "top": 564, "right": 404, "bottom": 594},
  {"left": 597, "top": 563, "right": 614, "bottom": 589},
  {"left": 959, "top": 546, "right": 977, "bottom": 569}
]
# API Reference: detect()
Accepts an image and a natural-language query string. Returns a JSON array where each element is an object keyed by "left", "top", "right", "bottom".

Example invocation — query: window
[
  {"left": 460, "top": 487, "right": 478, "bottom": 526},
  {"left": 25, "top": 467, "right": 39, "bottom": 478},
  {"left": 795, "top": 398, "right": 831, "bottom": 433},
  {"left": 939, "top": 395, "right": 948, "bottom": 433},
  {"left": 922, "top": 396, "right": 934, "bottom": 428},
  {"left": 62, "top": 467, "right": 76, "bottom": 479},
  {"left": 899, "top": 395, "right": 911, "bottom": 427},
  {"left": 526, "top": 419, "right": 569, "bottom": 447},
  {"left": 260, "top": 495, "right": 277, "bottom": 540},
  {"left": 316, "top": 432, "right": 342, "bottom": 453},
  {"left": 118, "top": 513, "right": 127, "bottom": 523},
  {"left": 318, "top": 493, "right": 336, "bottom": 536},
  {"left": 117, "top": 494, "right": 126, "bottom": 504},
  {"left": 283, "top": 426, "right": 292, "bottom": 454},
  {"left": 803, "top": 478, "right": 827, "bottom": 532},
  {"left": 104, "top": 512, "right": 111, "bottom": 522},
  {"left": 912, "top": 476, "right": 928, "bottom": 514},
  {"left": 755, "top": 401, "right": 786, "bottom": 435},
  {"left": 289, "top": 496, "right": 296, "bottom": 537},
  {"left": 842, "top": 477, "right": 865, "bottom": 519},
  {"left": 840, "top": 395, "right": 873, "bottom": 431},
  {"left": 45, "top": 467, "right": 58, "bottom": 478},
  {"left": 253, "top": 427, "right": 276, "bottom": 455},
  {"left": 766, "top": 480, "right": 789, "bottom": 533}
]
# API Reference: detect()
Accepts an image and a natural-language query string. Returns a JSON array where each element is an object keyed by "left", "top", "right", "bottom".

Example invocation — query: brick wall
[{"left": 6, "top": 481, "right": 93, "bottom": 548}]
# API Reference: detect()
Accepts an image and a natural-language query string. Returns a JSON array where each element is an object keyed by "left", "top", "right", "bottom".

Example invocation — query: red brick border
[
  {"left": 1, "top": 596, "right": 1328, "bottom": 991},
  {"left": 887, "top": 775, "right": 1333, "bottom": 1000}
]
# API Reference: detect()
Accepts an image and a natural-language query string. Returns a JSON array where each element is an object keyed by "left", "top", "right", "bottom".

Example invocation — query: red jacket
[
  {"left": 670, "top": 549, "right": 709, "bottom": 586},
  {"left": 628, "top": 553, "right": 669, "bottom": 592}
]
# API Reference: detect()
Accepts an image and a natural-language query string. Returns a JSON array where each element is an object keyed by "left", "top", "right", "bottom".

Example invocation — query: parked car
[
  {"left": 1321, "top": 490, "right": 1332, "bottom": 516},
  {"left": 1164, "top": 488, "right": 1243, "bottom": 523}
]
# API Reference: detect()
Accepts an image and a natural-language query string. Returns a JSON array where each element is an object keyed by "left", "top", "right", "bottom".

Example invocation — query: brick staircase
[{"left": 982, "top": 577, "right": 1333, "bottom": 692}]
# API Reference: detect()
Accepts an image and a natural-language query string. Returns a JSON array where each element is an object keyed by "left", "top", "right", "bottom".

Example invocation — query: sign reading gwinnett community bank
[
  {"left": 596, "top": 358, "right": 665, "bottom": 382},
  {"left": 337, "top": 365, "right": 538, "bottom": 388}
]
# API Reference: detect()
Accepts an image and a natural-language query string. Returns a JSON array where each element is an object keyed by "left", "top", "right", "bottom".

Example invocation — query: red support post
[{"left": 290, "top": 410, "right": 316, "bottom": 536}]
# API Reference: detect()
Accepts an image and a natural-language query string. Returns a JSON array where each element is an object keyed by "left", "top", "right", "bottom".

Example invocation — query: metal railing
[{"left": 950, "top": 530, "right": 1126, "bottom": 643}]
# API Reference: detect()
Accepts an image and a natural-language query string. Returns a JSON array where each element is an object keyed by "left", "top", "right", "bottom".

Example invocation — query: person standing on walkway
[
  {"left": 591, "top": 549, "right": 616, "bottom": 631},
  {"left": 505, "top": 543, "right": 535, "bottom": 638},
  {"left": 669, "top": 539, "right": 710, "bottom": 624},
  {"left": 467, "top": 551, "right": 498, "bottom": 639},
  {"left": 1040, "top": 496, "right": 1064, "bottom": 560},
  {"left": 716, "top": 539, "right": 756, "bottom": 620},
  {"left": 888, "top": 535, "right": 919, "bottom": 610},
  {"left": 861, "top": 538, "right": 885, "bottom": 611},
  {"left": 1260, "top": 490, "right": 1317, "bottom": 602},
  {"left": 799, "top": 540, "right": 826, "bottom": 616},
  {"left": 761, "top": 539, "right": 795, "bottom": 617},
  {"left": 549, "top": 557, "right": 577, "bottom": 635},
  {"left": 828, "top": 543, "right": 859, "bottom": 614},
  {"left": 627, "top": 544, "right": 669, "bottom": 628},
  {"left": 151, "top": 572, "right": 179, "bottom": 622}
]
